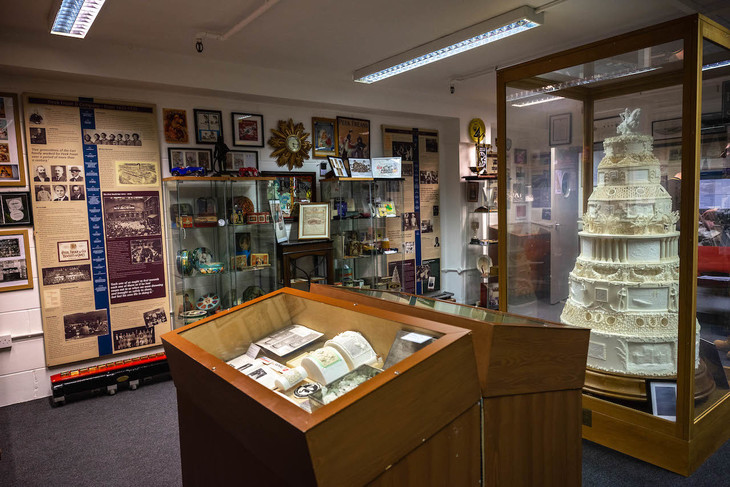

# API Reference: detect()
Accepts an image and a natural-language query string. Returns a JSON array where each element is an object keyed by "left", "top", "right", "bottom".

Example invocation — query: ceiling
[{"left": 1, "top": 0, "right": 729, "bottom": 111}]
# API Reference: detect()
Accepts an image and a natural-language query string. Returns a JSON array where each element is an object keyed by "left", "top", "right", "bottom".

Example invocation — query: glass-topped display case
[
  {"left": 320, "top": 178, "right": 404, "bottom": 290},
  {"left": 163, "top": 176, "right": 279, "bottom": 328},
  {"left": 497, "top": 14, "right": 730, "bottom": 475}
]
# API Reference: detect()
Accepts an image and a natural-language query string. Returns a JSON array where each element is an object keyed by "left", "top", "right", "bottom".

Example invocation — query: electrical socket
[{"left": 0, "top": 334, "right": 12, "bottom": 349}]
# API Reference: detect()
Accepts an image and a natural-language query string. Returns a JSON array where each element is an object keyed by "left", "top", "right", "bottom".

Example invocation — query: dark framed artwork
[
  {"left": 336, "top": 116, "right": 370, "bottom": 160},
  {"left": 549, "top": 113, "right": 572, "bottom": 146},
  {"left": 162, "top": 108, "right": 189, "bottom": 144},
  {"left": 261, "top": 171, "right": 316, "bottom": 221},
  {"left": 193, "top": 109, "right": 223, "bottom": 144},
  {"left": 652, "top": 118, "right": 682, "bottom": 141},
  {"left": 225, "top": 150, "right": 259, "bottom": 174},
  {"left": 513, "top": 148, "right": 527, "bottom": 165},
  {"left": 312, "top": 117, "right": 337, "bottom": 158},
  {"left": 168, "top": 147, "right": 213, "bottom": 173},
  {"left": 232, "top": 112, "right": 264, "bottom": 147},
  {"left": 0, "top": 93, "right": 26, "bottom": 187},
  {"left": 0, "top": 191, "right": 32, "bottom": 226},
  {"left": 466, "top": 182, "right": 479, "bottom": 202}
]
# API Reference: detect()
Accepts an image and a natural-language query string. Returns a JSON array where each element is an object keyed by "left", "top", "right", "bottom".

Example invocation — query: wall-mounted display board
[
  {"left": 0, "top": 93, "right": 26, "bottom": 187},
  {"left": 24, "top": 94, "right": 170, "bottom": 367},
  {"left": 382, "top": 126, "right": 440, "bottom": 294}
]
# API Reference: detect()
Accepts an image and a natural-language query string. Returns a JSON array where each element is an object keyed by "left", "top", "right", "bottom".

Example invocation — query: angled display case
[
  {"left": 320, "top": 177, "right": 404, "bottom": 290},
  {"left": 496, "top": 14, "right": 730, "bottom": 475},
  {"left": 163, "top": 176, "right": 279, "bottom": 328},
  {"left": 310, "top": 283, "right": 590, "bottom": 487},
  {"left": 161, "top": 287, "right": 481, "bottom": 486}
]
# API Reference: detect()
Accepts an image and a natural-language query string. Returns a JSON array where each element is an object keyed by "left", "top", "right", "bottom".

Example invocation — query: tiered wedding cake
[{"left": 561, "top": 108, "right": 698, "bottom": 377}]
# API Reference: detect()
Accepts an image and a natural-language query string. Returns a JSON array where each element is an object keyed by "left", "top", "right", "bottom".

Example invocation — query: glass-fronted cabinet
[
  {"left": 497, "top": 14, "right": 730, "bottom": 476},
  {"left": 464, "top": 175, "right": 498, "bottom": 309},
  {"left": 320, "top": 178, "right": 404, "bottom": 290},
  {"left": 164, "top": 176, "right": 279, "bottom": 328}
]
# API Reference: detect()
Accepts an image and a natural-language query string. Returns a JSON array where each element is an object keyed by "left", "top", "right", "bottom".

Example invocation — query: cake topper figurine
[{"left": 617, "top": 108, "right": 641, "bottom": 135}]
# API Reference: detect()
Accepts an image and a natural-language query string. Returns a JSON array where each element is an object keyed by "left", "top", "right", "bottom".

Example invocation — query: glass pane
[
  {"left": 505, "top": 39, "right": 684, "bottom": 419},
  {"left": 696, "top": 38, "right": 730, "bottom": 419}
]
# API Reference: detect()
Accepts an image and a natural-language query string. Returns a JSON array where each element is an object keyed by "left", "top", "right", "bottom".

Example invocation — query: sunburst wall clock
[{"left": 268, "top": 119, "right": 312, "bottom": 170}]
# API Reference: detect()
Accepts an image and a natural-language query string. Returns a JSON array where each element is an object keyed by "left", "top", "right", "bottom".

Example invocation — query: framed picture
[
  {"left": 336, "top": 116, "right": 370, "bottom": 160},
  {"left": 466, "top": 182, "right": 479, "bottom": 202},
  {"left": 232, "top": 112, "right": 264, "bottom": 147},
  {"left": 261, "top": 171, "right": 316, "bottom": 222},
  {"left": 594, "top": 115, "right": 621, "bottom": 144},
  {"left": 226, "top": 150, "right": 258, "bottom": 174},
  {"left": 168, "top": 147, "right": 213, "bottom": 172},
  {"left": 647, "top": 380, "right": 677, "bottom": 421},
  {"left": 0, "top": 229, "right": 33, "bottom": 292},
  {"left": 348, "top": 158, "right": 372, "bottom": 178},
  {"left": 549, "top": 113, "right": 572, "bottom": 146},
  {"left": 312, "top": 117, "right": 336, "bottom": 158},
  {"left": 0, "top": 192, "right": 32, "bottom": 227},
  {"left": 327, "top": 156, "right": 349, "bottom": 177},
  {"left": 269, "top": 199, "right": 288, "bottom": 243},
  {"left": 251, "top": 253, "right": 270, "bottom": 266},
  {"left": 514, "top": 148, "right": 527, "bottom": 165},
  {"left": 652, "top": 118, "right": 682, "bottom": 141},
  {"left": 372, "top": 157, "right": 402, "bottom": 178},
  {"left": 297, "top": 202, "right": 330, "bottom": 240},
  {"left": 515, "top": 204, "right": 527, "bottom": 220},
  {"left": 162, "top": 108, "right": 189, "bottom": 144},
  {"left": 1, "top": 93, "right": 26, "bottom": 187},
  {"left": 193, "top": 109, "right": 223, "bottom": 144}
]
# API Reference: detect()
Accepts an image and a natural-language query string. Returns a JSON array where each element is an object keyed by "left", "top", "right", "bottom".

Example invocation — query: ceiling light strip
[{"left": 51, "top": 0, "right": 106, "bottom": 38}]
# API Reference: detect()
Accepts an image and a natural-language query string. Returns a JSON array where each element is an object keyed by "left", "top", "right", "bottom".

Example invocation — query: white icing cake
[{"left": 560, "top": 108, "right": 698, "bottom": 377}]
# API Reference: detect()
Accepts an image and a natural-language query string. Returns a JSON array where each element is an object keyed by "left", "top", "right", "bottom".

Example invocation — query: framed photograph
[
  {"left": 1, "top": 93, "right": 26, "bottom": 187},
  {"left": 226, "top": 150, "right": 258, "bottom": 174},
  {"left": 652, "top": 118, "right": 683, "bottom": 141},
  {"left": 251, "top": 253, "right": 270, "bottom": 266},
  {"left": 594, "top": 115, "right": 621, "bottom": 144},
  {"left": 647, "top": 380, "right": 677, "bottom": 421},
  {"left": 312, "top": 117, "right": 336, "bottom": 158},
  {"left": 168, "top": 147, "right": 213, "bottom": 173},
  {"left": 269, "top": 199, "right": 288, "bottom": 243},
  {"left": 193, "top": 109, "right": 223, "bottom": 144},
  {"left": 549, "top": 113, "right": 572, "bottom": 146},
  {"left": 514, "top": 148, "right": 527, "bottom": 165},
  {"left": 372, "top": 157, "right": 402, "bottom": 178},
  {"left": 162, "top": 108, "right": 189, "bottom": 144},
  {"left": 232, "top": 112, "right": 264, "bottom": 147},
  {"left": 515, "top": 204, "right": 527, "bottom": 220},
  {"left": 466, "top": 182, "right": 479, "bottom": 202},
  {"left": 336, "top": 116, "right": 370, "bottom": 160},
  {"left": 0, "top": 229, "right": 33, "bottom": 292},
  {"left": 0, "top": 192, "right": 32, "bottom": 227},
  {"left": 297, "top": 202, "right": 330, "bottom": 240},
  {"left": 327, "top": 156, "right": 349, "bottom": 178},
  {"left": 261, "top": 172, "right": 316, "bottom": 222},
  {"left": 348, "top": 158, "right": 372, "bottom": 178}
]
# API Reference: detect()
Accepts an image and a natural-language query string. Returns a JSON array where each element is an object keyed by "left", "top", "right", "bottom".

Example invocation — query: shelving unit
[{"left": 464, "top": 175, "right": 498, "bottom": 309}]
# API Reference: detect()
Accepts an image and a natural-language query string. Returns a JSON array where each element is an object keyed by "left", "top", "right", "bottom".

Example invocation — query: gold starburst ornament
[{"left": 268, "top": 119, "right": 312, "bottom": 170}]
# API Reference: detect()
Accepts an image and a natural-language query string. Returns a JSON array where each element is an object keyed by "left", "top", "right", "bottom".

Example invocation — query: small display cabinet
[
  {"left": 497, "top": 14, "right": 730, "bottom": 475},
  {"left": 161, "top": 287, "right": 482, "bottom": 486},
  {"left": 320, "top": 178, "right": 404, "bottom": 290},
  {"left": 464, "top": 175, "right": 498, "bottom": 309},
  {"left": 163, "top": 176, "right": 279, "bottom": 328}
]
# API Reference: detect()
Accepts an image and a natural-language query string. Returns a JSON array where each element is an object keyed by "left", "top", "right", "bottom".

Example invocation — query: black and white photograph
[
  {"left": 419, "top": 170, "right": 439, "bottom": 184},
  {"left": 34, "top": 185, "right": 52, "bottom": 202},
  {"left": 63, "top": 309, "right": 109, "bottom": 341},
  {"left": 348, "top": 158, "right": 372, "bottom": 178},
  {"left": 143, "top": 307, "right": 167, "bottom": 327},
  {"left": 0, "top": 237, "right": 20, "bottom": 257},
  {"left": 0, "top": 258, "right": 27, "bottom": 285},
  {"left": 113, "top": 325, "right": 155, "bottom": 351},
  {"left": 103, "top": 194, "right": 161, "bottom": 238},
  {"left": 404, "top": 241, "right": 415, "bottom": 254},
  {"left": 420, "top": 218, "right": 433, "bottom": 233},
  {"left": 194, "top": 109, "right": 223, "bottom": 144},
  {"left": 33, "top": 165, "right": 50, "bottom": 182},
  {"left": 52, "top": 185, "right": 68, "bottom": 201},
  {"left": 130, "top": 238, "right": 163, "bottom": 263},
  {"left": 68, "top": 166, "right": 84, "bottom": 181},
  {"left": 391, "top": 141, "right": 413, "bottom": 161},
  {"left": 255, "top": 324, "right": 324, "bottom": 356},
  {"left": 226, "top": 150, "right": 258, "bottom": 173},
  {"left": 29, "top": 127, "right": 46, "bottom": 145},
  {"left": 42, "top": 264, "right": 92, "bottom": 285},
  {"left": 83, "top": 129, "right": 142, "bottom": 146},
  {"left": 51, "top": 165, "right": 66, "bottom": 182},
  {"left": 69, "top": 184, "right": 85, "bottom": 201},
  {"left": 1, "top": 192, "right": 32, "bottom": 226},
  {"left": 402, "top": 212, "right": 419, "bottom": 231},
  {"left": 401, "top": 163, "right": 413, "bottom": 177},
  {"left": 425, "top": 137, "right": 438, "bottom": 153}
]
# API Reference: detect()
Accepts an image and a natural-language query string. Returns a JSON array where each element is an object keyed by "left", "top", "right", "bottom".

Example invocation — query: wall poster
[
  {"left": 382, "top": 125, "right": 440, "bottom": 295},
  {"left": 24, "top": 94, "right": 169, "bottom": 367}
]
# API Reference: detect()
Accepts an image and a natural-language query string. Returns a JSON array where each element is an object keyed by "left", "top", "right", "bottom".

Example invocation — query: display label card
[
  {"left": 255, "top": 324, "right": 323, "bottom": 357},
  {"left": 401, "top": 332, "right": 432, "bottom": 344},
  {"left": 246, "top": 343, "right": 261, "bottom": 359}
]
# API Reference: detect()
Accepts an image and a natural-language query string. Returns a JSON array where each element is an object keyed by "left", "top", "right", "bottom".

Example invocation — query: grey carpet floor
[{"left": 1, "top": 379, "right": 728, "bottom": 486}]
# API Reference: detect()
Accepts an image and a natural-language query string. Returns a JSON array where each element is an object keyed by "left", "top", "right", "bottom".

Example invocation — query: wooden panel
[
  {"left": 483, "top": 390, "right": 583, "bottom": 487},
  {"left": 690, "top": 393, "right": 730, "bottom": 472},
  {"left": 367, "top": 403, "right": 482, "bottom": 487},
  {"left": 306, "top": 333, "right": 481, "bottom": 487}
]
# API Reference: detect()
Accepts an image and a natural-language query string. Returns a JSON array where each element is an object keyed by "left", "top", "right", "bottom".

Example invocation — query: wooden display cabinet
[
  {"left": 309, "top": 284, "right": 590, "bottom": 487},
  {"left": 162, "top": 287, "right": 482, "bottom": 486}
]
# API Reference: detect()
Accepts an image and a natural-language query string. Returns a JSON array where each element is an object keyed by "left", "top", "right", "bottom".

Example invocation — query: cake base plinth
[{"left": 583, "top": 359, "right": 715, "bottom": 403}]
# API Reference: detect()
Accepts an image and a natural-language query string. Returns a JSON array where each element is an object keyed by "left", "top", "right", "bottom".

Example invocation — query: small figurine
[{"left": 212, "top": 135, "right": 230, "bottom": 175}]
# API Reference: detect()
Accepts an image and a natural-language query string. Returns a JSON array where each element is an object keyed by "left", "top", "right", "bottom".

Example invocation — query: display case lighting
[
  {"left": 51, "top": 0, "right": 106, "bottom": 38},
  {"left": 354, "top": 6, "right": 543, "bottom": 84}
]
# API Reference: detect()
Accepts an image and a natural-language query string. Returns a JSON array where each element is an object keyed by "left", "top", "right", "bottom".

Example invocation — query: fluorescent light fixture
[
  {"left": 354, "top": 6, "right": 543, "bottom": 84},
  {"left": 511, "top": 95, "right": 565, "bottom": 107},
  {"left": 51, "top": 0, "right": 106, "bottom": 38},
  {"left": 702, "top": 60, "right": 730, "bottom": 71}
]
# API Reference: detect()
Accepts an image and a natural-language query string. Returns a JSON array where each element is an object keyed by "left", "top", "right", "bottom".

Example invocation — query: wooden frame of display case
[
  {"left": 162, "top": 287, "right": 482, "bottom": 487},
  {"left": 310, "top": 284, "right": 590, "bottom": 487},
  {"left": 496, "top": 14, "right": 730, "bottom": 475}
]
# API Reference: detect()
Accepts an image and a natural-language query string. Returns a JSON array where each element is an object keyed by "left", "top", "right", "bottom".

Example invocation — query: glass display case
[
  {"left": 161, "top": 287, "right": 482, "bottom": 486},
  {"left": 164, "top": 176, "right": 279, "bottom": 328},
  {"left": 320, "top": 177, "right": 404, "bottom": 290},
  {"left": 497, "top": 14, "right": 730, "bottom": 475},
  {"left": 464, "top": 175, "right": 498, "bottom": 309}
]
